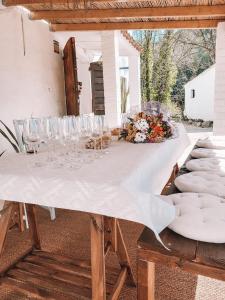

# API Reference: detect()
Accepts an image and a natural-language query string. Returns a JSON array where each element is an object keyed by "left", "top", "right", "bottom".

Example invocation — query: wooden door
[
  {"left": 63, "top": 37, "right": 79, "bottom": 116},
  {"left": 89, "top": 62, "right": 105, "bottom": 115}
]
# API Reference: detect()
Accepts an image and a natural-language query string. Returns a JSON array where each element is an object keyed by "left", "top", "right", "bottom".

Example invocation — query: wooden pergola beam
[
  {"left": 3, "top": 0, "right": 68, "bottom": 5},
  {"left": 51, "top": 20, "right": 220, "bottom": 31},
  {"left": 3, "top": 0, "right": 157, "bottom": 4},
  {"left": 30, "top": 5, "right": 225, "bottom": 20}
]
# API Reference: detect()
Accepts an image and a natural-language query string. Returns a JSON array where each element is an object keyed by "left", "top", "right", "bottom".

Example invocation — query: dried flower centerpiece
[{"left": 120, "top": 112, "right": 173, "bottom": 143}]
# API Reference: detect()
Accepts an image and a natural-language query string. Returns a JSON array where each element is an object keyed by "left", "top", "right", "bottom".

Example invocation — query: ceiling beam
[
  {"left": 30, "top": 5, "right": 225, "bottom": 20},
  {"left": 3, "top": 0, "right": 68, "bottom": 4},
  {"left": 51, "top": 19, "right": 221, "bottom": 31},
  {"left": 3, "top": 0, "right": 155, "bottom": 4}
]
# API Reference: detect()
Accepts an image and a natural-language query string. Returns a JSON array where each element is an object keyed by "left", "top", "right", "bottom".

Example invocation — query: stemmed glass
[
  {"left": 23, "top": 118, "right": 41, "bottom": 154},
  {"left": 21, "top": 114, "right": 110, "bottom": 170},
  {"left": 49, "top": 117, "right": 61, "bottom": 148},
  {"left": 102, "top": 116, "right": 111, "bottom": 153},
  {"left": 22, "top": 118, "right": 43, "bottom": 167},
  {"left": 70, "top": 116, "right": 80, "bottom": 153},
  {"left": 59, "top": 116, "right": 73, "bottom": 155},
  {"left": 81, "top": 115, "right": 96, "bottom": 163},
  {"left": 92, "top": 115, "right": 105, "bottom": 158},
  {"left": 39, "top": 117, "right": 52, "bottom": 150}
]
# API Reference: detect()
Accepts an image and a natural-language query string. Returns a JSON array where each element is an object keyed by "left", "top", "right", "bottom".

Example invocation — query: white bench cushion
[
  {"left": 186, "top": 158, "right": 225, "bottom": 174},
  {"left": 174, "top": 171, "right": 225, "bottom": 198},
  {"left": 161, "top": 192, "right": 225, "bottom": 243},
  {"left": 191, "top": 148, "right": 225, "bottom": 159},
  {"left": 197, "top": 137, "right": 225, "bottom": 149}
]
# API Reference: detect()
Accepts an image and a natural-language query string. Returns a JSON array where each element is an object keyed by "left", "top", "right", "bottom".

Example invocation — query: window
[{"left": 191, "top": 89, "right": 195, "bottom": 99}]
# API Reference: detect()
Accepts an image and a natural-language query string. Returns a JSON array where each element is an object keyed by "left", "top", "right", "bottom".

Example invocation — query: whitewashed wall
[
  {"left": 214, "top": 22, "right": 225, "bottom": 135},
  {"left": 101, "top": 31, "right": 121, "bottom": 128},
  {"left": 184, "top": 65, "right": 215, "bottom": 121},
  {"left": 0, "top": 7, "right": 66, "bottom": 152},
  {"left": 75, "top": 48, "right": 93, "bottom": 115}
]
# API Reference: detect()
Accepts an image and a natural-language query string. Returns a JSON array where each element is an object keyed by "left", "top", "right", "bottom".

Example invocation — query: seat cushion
[
  {"left": 161, "top": 192, "right": 225, "bottom": 243},
  {"left": 186, "top": 158, "right": 225, "bottom": 174},
  {"left": 174, "top": 171, "right": 225, "bottom": 198},
  {"left": 191, "top": 148, "right": 225, "bottom": 159},
  {"left": 196, "top": 137, "right": 225, "bottom": 149}
]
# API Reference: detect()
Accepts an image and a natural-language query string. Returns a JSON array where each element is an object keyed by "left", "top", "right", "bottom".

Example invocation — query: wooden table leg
[
  {"left": 26, "top": 204, "right": 41, "bottom": 250},
  {"left": 138, "top": 259, "right": 155, "bottom": 300},
  {"left": 90, "top": 214, "right": 106, "bottom": 300},
  {"left": 116, "top": 220, "right": 136, "bottom": 286},
  {"left": 18, "top": 203, "right": 25, "bottom": 232},
  {"left": 0, "top": 204, "right": 14, "bottom": 256}
]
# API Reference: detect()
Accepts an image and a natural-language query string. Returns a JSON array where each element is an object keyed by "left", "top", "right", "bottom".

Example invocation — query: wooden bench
[{"left": 137, "top": 160, "right": 225, "bottom": 300}]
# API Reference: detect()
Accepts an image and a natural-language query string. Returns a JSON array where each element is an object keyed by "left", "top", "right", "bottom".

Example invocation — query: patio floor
[{"left": 0, "top": 206, "right": 225, "bottom": 300}]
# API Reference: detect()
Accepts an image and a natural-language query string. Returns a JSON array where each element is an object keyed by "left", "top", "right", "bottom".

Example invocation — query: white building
[{"left": 184, "top": 65, "right": 215, "bottom": 121}]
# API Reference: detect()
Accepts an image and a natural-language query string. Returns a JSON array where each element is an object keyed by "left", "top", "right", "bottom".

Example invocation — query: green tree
[
  {"left": 152, "top": 31, "right": 177, "bottom": 104},
  {"left": 141, "top": 31, "right": 154, "bottom": 102},
  {"left": 132, "top": 28, "right": 215, "bottom": 109},
  {"left": 172, "top": 29, "right": 216, "bottom": 106}
]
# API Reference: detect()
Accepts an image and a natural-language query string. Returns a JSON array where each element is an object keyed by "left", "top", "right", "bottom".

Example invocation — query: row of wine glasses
[
  {"left": 22, "top": 115, "right": 106, "bottom": 149},
  {"left": 17, "top": 114, "right": 111, "bottom": 169}
]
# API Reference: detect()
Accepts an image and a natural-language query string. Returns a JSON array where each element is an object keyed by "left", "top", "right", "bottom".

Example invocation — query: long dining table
[{"left": 0, "top": 123, "right": 190, "bottom": 299}]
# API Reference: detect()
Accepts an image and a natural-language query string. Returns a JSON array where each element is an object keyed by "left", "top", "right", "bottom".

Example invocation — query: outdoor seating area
[
  {"left": 1, "top": 1, "right": 225, "bottom": 300},
  {"left": 138, "top": 138, "right": 225, "bottom": 299}
]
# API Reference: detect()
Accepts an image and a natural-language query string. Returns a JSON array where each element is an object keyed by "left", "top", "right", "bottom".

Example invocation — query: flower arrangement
[{"left": 120, "top": 112, "right": 173, "bottom": 143}]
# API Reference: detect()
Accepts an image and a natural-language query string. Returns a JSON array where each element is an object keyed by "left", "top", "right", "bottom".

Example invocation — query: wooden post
[
  {"left": 0, "top": 204, "right": 14, "bottom": 256},
  {"left": 90, "top": 214, "right": 106, "bottom": 300},
  {"left": 18, "top": 203, "right": 25, "bottom": 232},
  {"left": 116, "top": 220, "right": 136, "bottom": 286},
  {"left": 26, "top": 204, "right": 41, "bottom": 250},
  {"left": 137, "top": 259, "right": 155, "bottom": 300},
  {"left": 104, "top": 217, "right": 117, "bottom": 252}
]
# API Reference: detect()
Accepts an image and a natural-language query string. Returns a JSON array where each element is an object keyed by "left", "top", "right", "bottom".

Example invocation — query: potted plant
[{"left": 0, "top": 120, "right": 20, "bottom": 156}]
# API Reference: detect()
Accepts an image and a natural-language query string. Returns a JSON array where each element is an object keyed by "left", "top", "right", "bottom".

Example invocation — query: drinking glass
[
  {"left": 92, "top": 115, "right": 105, "bottom": 158},
  {"left": 23, "top": 118, "right": 41, "bottom": 154},
  {"left": 70, "top": 116, "right": 80, "bottom": 152},
  {"left": 102, "top": 116, "right": 111, "bottom": 152},
  {"left": 39, "top": 117, "right": 52, "bottom": 151}
]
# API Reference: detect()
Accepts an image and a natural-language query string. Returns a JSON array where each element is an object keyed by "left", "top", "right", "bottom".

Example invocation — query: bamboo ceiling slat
[{"left": 3, "top": 0, "right": 225, "bottom": 30}]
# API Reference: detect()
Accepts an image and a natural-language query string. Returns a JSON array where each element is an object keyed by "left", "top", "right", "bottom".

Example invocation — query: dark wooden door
[
  {"left": 89, "top": 62, "right": 105, "bottom": 115},
  {"left": 63, "top": 37, "right": 79, "bottom": 116}
]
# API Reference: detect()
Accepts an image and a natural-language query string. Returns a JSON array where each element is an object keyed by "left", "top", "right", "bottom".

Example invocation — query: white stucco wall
[
  {"left": 184, "top": 65, "right": 215, "bottom": 121},
  {"left": 101, "top": 31, "right": 122, "bottom": 128},
  {"left": 77, "top": 60, "right": 92, "bottom": 114},
  {"left": 214, "top": 22, "right": 225, "bottom": 135},
  {"left": 0, "top": 7, "right": 66, "bottom": 152}
]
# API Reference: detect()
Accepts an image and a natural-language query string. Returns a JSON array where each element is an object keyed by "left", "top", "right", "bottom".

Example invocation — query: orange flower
[{"left": 154, "top": 125, "right": 164, "bottom": 134}]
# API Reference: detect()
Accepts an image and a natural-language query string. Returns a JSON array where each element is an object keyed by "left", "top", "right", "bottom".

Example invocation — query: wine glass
[
  {"left": 70, "top": 116, "right": 80, "bottom": 152},
  {"left": 102, "top": 116, "right": 111, "bottom": 152},
  {"left": 39, "top": 117, "right": 52, "bottom": 151},
  {"left": 60, "top": 116, "right": 73, "bottom": 152},
  {"left": 23, "top": 118, "right": 41, "bottom": 154},
  {"left": 92, "top": 115, "right": 105, "bottom": 158}
]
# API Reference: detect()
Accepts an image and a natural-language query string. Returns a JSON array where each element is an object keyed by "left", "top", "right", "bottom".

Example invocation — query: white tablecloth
[{"left": 0, "top": 123, "right": 190, "bottom": 240}]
